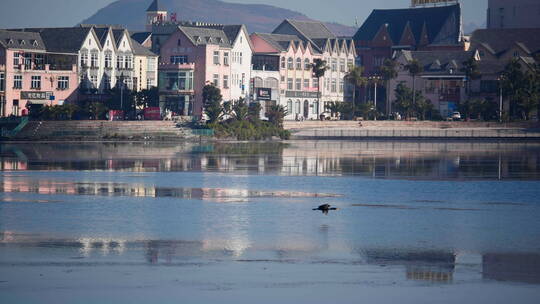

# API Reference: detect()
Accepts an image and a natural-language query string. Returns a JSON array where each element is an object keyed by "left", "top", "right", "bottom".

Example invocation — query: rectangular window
[
  {"left": 304, "top": 79, "right": 310, "bottom": 89},
  {"left": 331, "top": 79, "right": 337, "bottom": 93},
  {"left": 239, "top": 52, "right": 243, "bottom": 65},
  {"left": 0, "top": 73, "right": 4, "bottom": 91},
  {"left": 13, "top": 54, "right": 20, "bottom": 66},
  {"left": 147, "top": 58, "right": 156, "bottom": 71},
  {"left": 331, "top": 59, "right": 337, "bottom": 72},
  {"left": 31, "top": 76, "right": 41, "bottom": 89},
  {"left": 24, "top": 54, "right": 32, "bottom": 69},
  {"left": 347, "top": 59, "right": 354, "bottom": 70},
  {"left": 12, "top": 100, "right": 19, "bottom": 116},
  {"left": 170, "top": 55, "right": 188, "bottom": 64},
  {"left": 287, "top": 58, "right": 293, "bottom": 70},
  {"left": 117, "top": 55, "right": 123, "bottom": 69},
  {"left": 339, "top": 79, "right": 344, "bottom": 93},
  {"left": 146, "top": 78, "right": 155, "bottom": 88},
  {"left": 57, "top": 76, "right": 69, "bottom": 90},
  {"left": 295, "top": 78, "right": 301, "bottom": 91},
  {"left": 81, "top": 52, "right": 88, "bottom": 67},
  {"left": 213, "top": 51, "right": 220, "bottom": 65},
  {"left": 91, "top": 53, "right": 98, "bottom": 67},
  {"left": 313, "top": 78, "right": 319, "bottom": 89},
  {"left": 125, "top": 55, "right": 132, "bottom": 69},
  {"left": 339, "top": 59, "right": 345, "bottom": 72},
  {"left": 213, "top": 74, "right": 219, "bottom": 87},
  {"left": 296, "top": 59, "right": 302, "bottom": 70},
  {"left": 105, "top": 53, "right": 112, "bottom": 68},
  {"left": 90, "top": 75, "right": 97, "bottom": 88},
  {"left": 223, "top": 52, "right": 229, "bottom": 66},
  {"left": 223, "top": 75, "right": 229, "bottom": 88},
  {"left": 287, "top": 78, "right": 293, "bottom": 90}
]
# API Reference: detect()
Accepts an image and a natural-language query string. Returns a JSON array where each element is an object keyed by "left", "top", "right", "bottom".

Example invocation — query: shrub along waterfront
[{"left": 203, "top": 84, "right": 290, "bottom": 140}]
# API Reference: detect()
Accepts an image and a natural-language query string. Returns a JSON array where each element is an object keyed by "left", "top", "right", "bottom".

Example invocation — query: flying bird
[{"left": 313, "top": 204, "right": 338, "bottom": 215}]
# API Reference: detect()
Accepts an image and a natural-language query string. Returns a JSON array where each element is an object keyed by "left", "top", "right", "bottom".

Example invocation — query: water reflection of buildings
[
  {"left": 483, "top": 253, "right": 540, "bottom": 284},
  {"left": 362, "top": 249, "right": 456, "bottom": 283},
  {"left": 1, "top": 142, "right": 539, "bottom": 180}
]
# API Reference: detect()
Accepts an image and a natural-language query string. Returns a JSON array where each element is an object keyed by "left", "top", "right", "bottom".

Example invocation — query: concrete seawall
[
  {"left": 11, "top": 121, "right": 201, "bottom": 141},
  {"left": 286, "top": 121, "right": 540, "bottom": 140}
]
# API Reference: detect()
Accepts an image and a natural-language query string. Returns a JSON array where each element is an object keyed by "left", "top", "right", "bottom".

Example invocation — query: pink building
[{"left": 0, "top": 30, "right": 78, "bottom": 117}]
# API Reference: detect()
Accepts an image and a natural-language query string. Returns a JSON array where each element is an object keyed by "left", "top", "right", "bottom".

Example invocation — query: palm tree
[
  {"left": 345, "top": 65, "right": 367, "bottom": 118},
  {"left": 460, "top": 57, "right": 481, "bottom": 96},
  {"left": 379, "top": 58, "right": 398, "bottom": 116},
  {"left": 405, "top": 59, "right": 423, "bottom": 110},
  {"left": 311, "top": 59, "right": 329, "bottom": 115}
]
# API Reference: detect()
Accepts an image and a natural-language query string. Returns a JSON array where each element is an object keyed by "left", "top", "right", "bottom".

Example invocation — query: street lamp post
[
  {"left": 369, "top": 75, "right": 381, "bottom": 120},
  {"left": 498, "top": 75, "right": 504, "bottom": 123}
]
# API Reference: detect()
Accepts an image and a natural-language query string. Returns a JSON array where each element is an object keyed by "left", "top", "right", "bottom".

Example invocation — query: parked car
[{"left": 449, "top": 111, "right": 462, "bottom": 121}]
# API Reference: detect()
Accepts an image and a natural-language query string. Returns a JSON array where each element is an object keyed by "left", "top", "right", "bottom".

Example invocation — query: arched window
[
  {"left": 281, "top": 57, "right": 286, "bottom": 69},
  {"left": 296, "top": 58, "right": 302, "bottom": 70},
  {"left": 253, "top": 77, "right": 264, "bottom": 88},
  {"left": 264, "top": 77, "right": 278, "bottom": 89},
  {"left": 295, "top": 101, "right": 301, "bottom": 113},
  {"left": 287, "top": 57, "right": 293, "bottom": 69},
  {"left": 304, "top": 58, "right": 310, "bottom": 70},
  {"left": 287, "top": 100, "right": 293, "bottom": 114}
]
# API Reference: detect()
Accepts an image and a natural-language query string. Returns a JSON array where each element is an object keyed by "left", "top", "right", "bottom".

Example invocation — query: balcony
[{"left": 159, "top": 62, "right": 195, "bottom": 70}]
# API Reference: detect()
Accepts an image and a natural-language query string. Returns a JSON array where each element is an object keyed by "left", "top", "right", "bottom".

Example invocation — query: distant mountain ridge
[{"left": 80, "top": 0, "right": 357, "bottom": 36}]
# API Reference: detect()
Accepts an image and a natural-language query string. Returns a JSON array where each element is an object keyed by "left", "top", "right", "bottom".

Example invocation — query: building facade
[
  {"left": 487, "top": 0, "right": 540, "bottom": 29},
  {"left": 0, "top": 30, "right": 78, "bottom": 117},
  {"left": 251, "top": 20, "right": 356, "bottom": 120},
  {"left": 148, "top": 1, "right": 252, "bottom": 116},
  {"left": 354, "top": 4, "right": 464, "bottom": 76},
  {"left": 390, "top": 50, "right": 475, "bottom": 118}
]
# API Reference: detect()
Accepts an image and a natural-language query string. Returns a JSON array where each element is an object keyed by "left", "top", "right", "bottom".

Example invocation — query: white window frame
[
  {"left": 31, "top": 75, "right": 41, "bottom": 89},
  {"left": 58, "top": 76, "right": 69, "bottom": 90}
]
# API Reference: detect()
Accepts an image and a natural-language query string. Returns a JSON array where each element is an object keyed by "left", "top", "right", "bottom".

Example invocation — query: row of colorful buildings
[{"left": 1, "top": 0, "right": 539, "bottom": 120}]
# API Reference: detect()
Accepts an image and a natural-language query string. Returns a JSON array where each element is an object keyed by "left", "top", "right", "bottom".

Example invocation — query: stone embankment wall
[
  {"left": 14, "top": 121, "right": 199, "bottom": 141},
  {"left": 285, "top": 121, "right": 540, "bottom": 140}
]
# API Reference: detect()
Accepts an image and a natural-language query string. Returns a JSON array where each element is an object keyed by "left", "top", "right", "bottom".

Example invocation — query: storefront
[{"left": 284, "top": 91, "right": 320, "bottom": 120}]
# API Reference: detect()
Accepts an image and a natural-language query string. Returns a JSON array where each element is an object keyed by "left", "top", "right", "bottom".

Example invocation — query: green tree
[
  {"left": 135, "top": 87, "right": 159, "bottom": 109},
  {"left": 345, "top": 65, "right": 368, "bottom": 119},
  {"left": 379, "top": 58, "right": 398, "bottom": 115},
  {"left": 203, "top": 84, "right": 224, "bottom": 124},
  {"left": 461, "top": 57, "right": 481, "bottom": 95},
  {"left": 85, "top": 101, "right": 109, "bottom": 120},
  {"left": 394, "top": 83, "right": 415, "bottom": 119},
  {"left": 311, "top": 59, "right": 329, "bottom": 111},
  {"left": 415, "top": 97, "right": 433, "bottom": 120},
  {"left": 248, "top": 102, "right": 262, "bottom": 122},
  {"left": 500, "top": 58, "right": 526, "bottom": 119},
  {"left": 266, "top": 105, "right": 287, "bottom": 128},
  {"left": 518, "top": 71, "right": 540, "bottom": 120},
  {"left": 231, "top": 98, "right": 249, "bottom": 121},
  {"left": 325, "top": 101, "right": 341, "bottom": 119},
  {"left": 404, "top": 59, "right": 424, "bottom": 108}
]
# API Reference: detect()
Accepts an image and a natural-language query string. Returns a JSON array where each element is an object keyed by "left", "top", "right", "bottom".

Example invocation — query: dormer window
[
  {"left": 206, "top": 37, "right": 212, "bottom": 43},
  {"left": 32, "top": 40, "right": 38, "bottom": 46},
  {"left": 177, "top": 39, "right": 181, "bottom": 46},
  {"left": 513, "top": 51, "right": 519, "bottom": 57},
  {"left": 7, "top": 39, "right": 13, "bottom": 44},
  {"left": 19, "top": 40, "right": 25, "bottom": 45}
]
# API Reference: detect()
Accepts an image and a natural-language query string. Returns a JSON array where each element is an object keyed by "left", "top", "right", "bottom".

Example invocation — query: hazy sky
[{"left": 0, "top": 0, "right": 486, "bottom": 29}]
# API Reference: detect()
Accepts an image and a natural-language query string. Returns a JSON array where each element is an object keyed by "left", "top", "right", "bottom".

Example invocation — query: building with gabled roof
[
  {"left": 0, "top": 29, "right": 79, "bottom": 117},
  {"left": 251, "top": 19, "right": 356, "bottom": 120},
  {"left": 390, "top": 49, "right": 476, "bottom": 118},
  {"left": 147, "top": 4, "right": 253, "bottom": 117},
  {"left": 354, "top": 3, "right": 464, "bottom": 76}
]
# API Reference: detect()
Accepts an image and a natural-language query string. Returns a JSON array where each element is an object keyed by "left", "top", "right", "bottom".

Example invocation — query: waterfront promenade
[{"left": 285, "top": 121, "right": 540, "bottom": 140}]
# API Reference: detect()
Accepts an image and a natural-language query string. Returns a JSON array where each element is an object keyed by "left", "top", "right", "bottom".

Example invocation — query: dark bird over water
[{"left": 313, "top": 204, "right": 338, "bottom": 215}]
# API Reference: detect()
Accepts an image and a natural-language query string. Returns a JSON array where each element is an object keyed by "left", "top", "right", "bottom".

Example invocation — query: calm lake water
[{"left": 1, "top": 141, "right": 540, "bottom": 304}]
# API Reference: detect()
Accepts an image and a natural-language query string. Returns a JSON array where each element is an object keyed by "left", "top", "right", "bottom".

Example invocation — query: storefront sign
[
  {"left": 21, "top": 91, "right": 53, "bottom": 100},
  {"left": 285, "top": 91, "right": 320, "bottom": 99},
  {"left": 257, "top": 88, "right": 272, "bottom": 101},
  {"left": 411, "top": 0, "right": 458, "bottom": 7}
]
